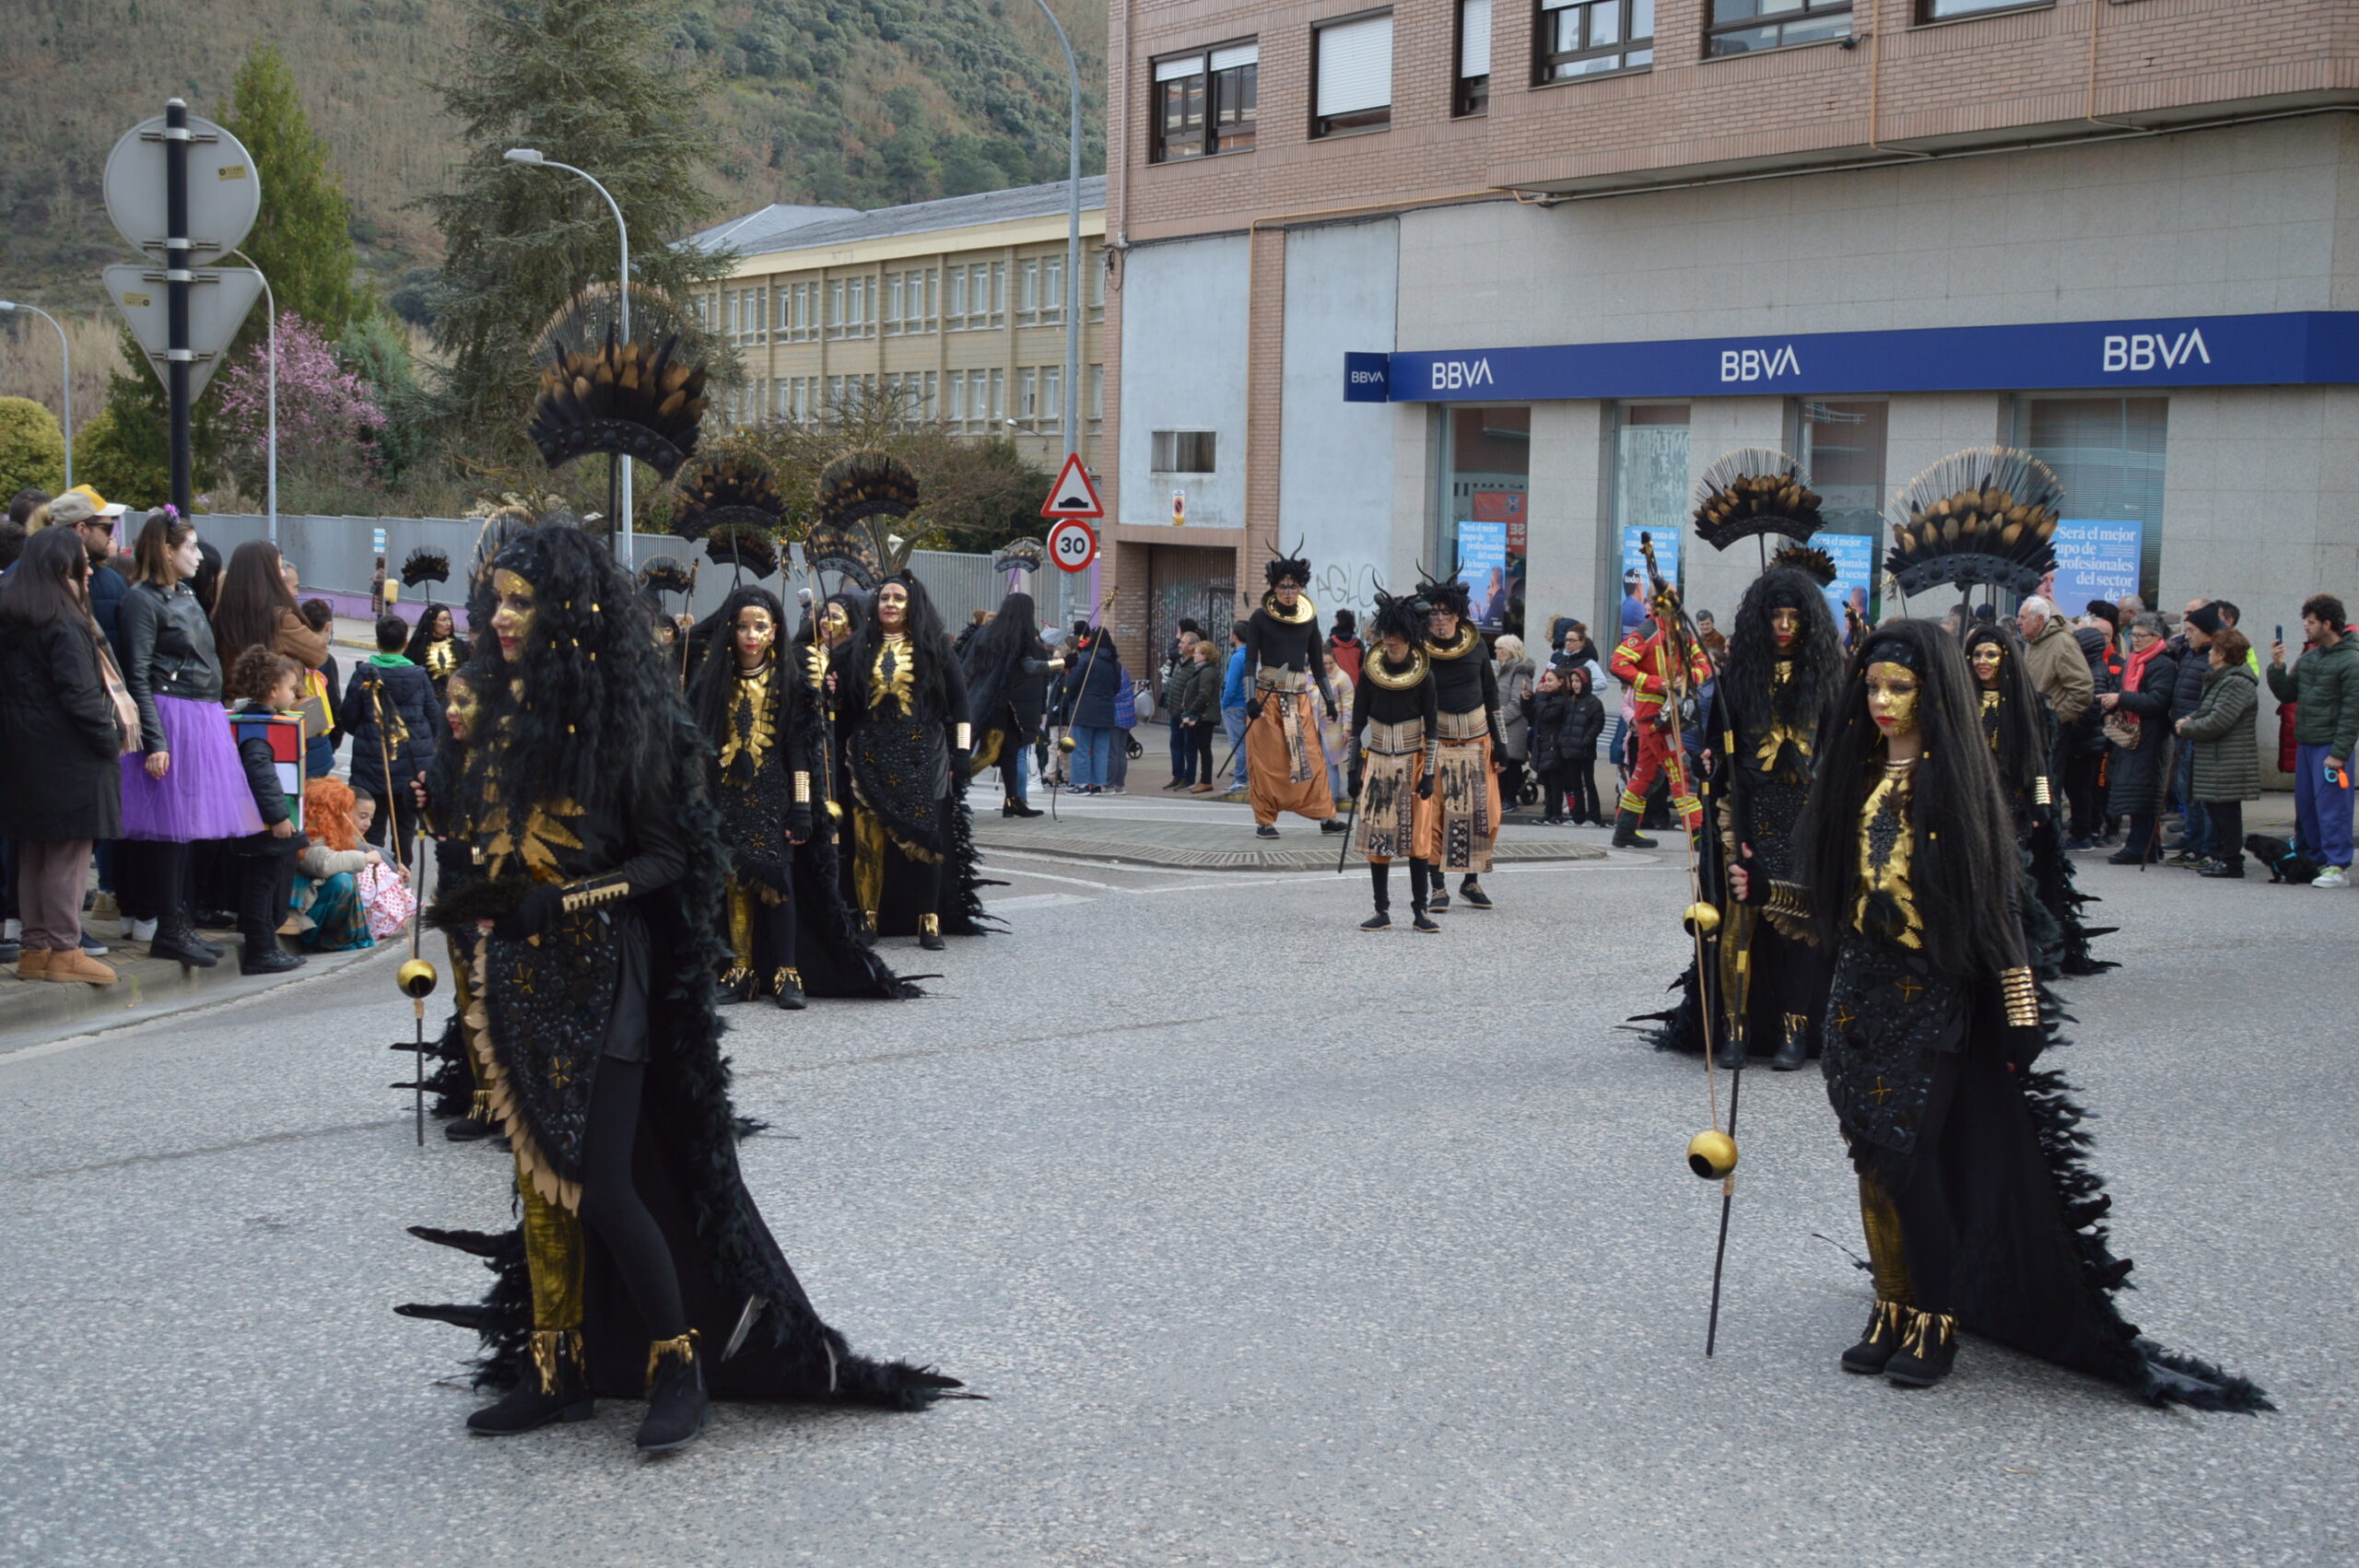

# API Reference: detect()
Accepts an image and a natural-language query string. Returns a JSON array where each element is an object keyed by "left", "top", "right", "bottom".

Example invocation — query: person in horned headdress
[
  {"left": 1344, "top": 588, "right": 1441, "bottom": 931},
  {"left": 404, "top": 523, "right": 959, "bottom": 1452},
  {"left": 1240, "top": 547, "right": 1347, "bottom": 839},
  {"left": 1414, "top": 572, "right": 1503, "bottom": 910},
  {"left": 1728, "top": 620, "right": 2263, "bottom": 1411}
]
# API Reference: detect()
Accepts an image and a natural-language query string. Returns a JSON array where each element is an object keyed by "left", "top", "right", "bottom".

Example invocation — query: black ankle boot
[
  {"left": 1611, "top": 809, "right": 1657, "bottom": 848},
  {"left": 150, "top": 918, "right": 218, "bottom": 969},
  {"left": 1713, "top": 1030, "right": 1746, "bottom": 1071},
  {"left": 771, "top": 966, "right": 807, "bottom": 1011},
  {"left": 1004, "top": 800, "right": 1043, "bottom": 818},
  {"left": 1362, "top": 864, "right": 1391, "bottom": 930},
  {"left": 443, "top": 1116, "right": 497, "bottom": 1142},
  {"left": 715, "top": 966, "right": 756, "bottom": 1005},
  {"left": 1884, "top": 1310, "right": 1959, "bottom": 1387},
  {"left": 1770, "top": 1029, "right": 1809, "bottom": 1071},
  {"left": 1840, "top": 1300, "right": 1907, "bottom": 1375},
  {"left": 1458, "top": 877, "right": 1492, "bottom": 910},
  {"left": 919, "top": 914, "right": 945, "bottom": 952},
  {"left": 469, "top": 1331, "right": 593, "bottom": 1434},
  {"left": 636, "top": 1331, "right": 709, "bottom": 1453}
]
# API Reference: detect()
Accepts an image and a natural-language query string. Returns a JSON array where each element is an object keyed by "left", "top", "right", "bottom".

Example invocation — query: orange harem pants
[
  {"left": 1619, "top": 717, "right": 1701, "bottom": 831},
  {"left": 1247, "top": 684, "right": 1336, "bottom": 825}
]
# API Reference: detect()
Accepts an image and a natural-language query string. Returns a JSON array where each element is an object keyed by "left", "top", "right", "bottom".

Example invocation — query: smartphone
[{"left": 2276, "top": 625, "right": 2284, "bottom": 645}]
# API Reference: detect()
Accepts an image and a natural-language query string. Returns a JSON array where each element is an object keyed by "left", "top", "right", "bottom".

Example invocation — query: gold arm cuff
[
  {"left": 560, "top": 872, "right": 630, "bottom": 912},
  {"left": 793, "top": 771, "right": 811, "bottom": 803},
  {"left": 2033, "top": 775, "right": 2052, "bottom": 806},
  {"left": 955, "top": 722, "right": 971, "bottom": 751},
  {"left": 2001, "top": 965, "right": 2039, "bottom": 1028},
  {"left": 1765, "top": 880, "right": 1812, "bottom": 921}
]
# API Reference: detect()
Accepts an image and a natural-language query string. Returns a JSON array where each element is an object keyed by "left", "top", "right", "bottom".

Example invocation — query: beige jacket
[{"left": 2023, "top": 617, "right": 2095, "bottom": 726}]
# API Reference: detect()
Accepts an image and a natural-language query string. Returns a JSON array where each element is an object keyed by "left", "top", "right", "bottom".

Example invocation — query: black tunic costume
[
  {"left": 400, "top": 527, "right": 957, "bottom": 1422},
  {"left": 1964, "top": 625, "right": 2115, "bottom": 979},
  {"left": 1349, "top": 647, "right": 1440, "bottom": 863},
  {"left": 1767, "top": 621, "right": 2264, "bottom": 1410},
  {"left": 1637, "top": 567, "right": 1841, "bottom": 1065}
]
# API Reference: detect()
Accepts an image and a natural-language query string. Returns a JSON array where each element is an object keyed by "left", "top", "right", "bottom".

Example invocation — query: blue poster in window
[
  {"left": 1818, "top": 533, "right": 1878, "bottom": 630},
  {"left": 1455, "top": 520, "right": 1510, "bottom": 630},
  {"left": 1620, "top": 526, "right": 1679, "bottom": 634},
  {"left": 2049, "top": 519, "right": 2142, "bottom": 616}
]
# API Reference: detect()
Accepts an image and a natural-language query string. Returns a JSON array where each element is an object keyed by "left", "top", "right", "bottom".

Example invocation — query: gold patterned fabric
[
  {"left": 1850, "top": 760, "right": 1924, "bottom": 948},
  {"left": 1355, "top": 720, "right": 1424, "bottom": 860},
  {"left": 1415, "top": 710, "right": 1499, "bottom": 873},
  {"left": 1856, "top": 1170, "right": 1914, "bottom": 1305},
  {"left": 519, "top": 1164, "right": 587, "bottom": 1391}
]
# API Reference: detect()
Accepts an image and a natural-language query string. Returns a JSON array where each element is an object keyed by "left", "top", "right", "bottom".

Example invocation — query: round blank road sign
[
  {"left": 1047, "top": 517, "right": 1098, "bottom": 574},
  {"left": 104, "top": 112, "right": 261, "bottom": 265}
]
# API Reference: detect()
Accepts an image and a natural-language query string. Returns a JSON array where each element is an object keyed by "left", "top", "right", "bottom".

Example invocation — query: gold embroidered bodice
[
  {"left": 869, "top": 633, "right": 917, "bottom": 717},
  {"left": 720, "top": 661, "right": 777, "bottom": 773},
  {"left": 1753, "top": 660, "right": 1813, "bottom": 771},
  {"left": 1980, "top": 689, "right": 2003, "bottom": 750},
  {"left": 1852, "top": 757, "right": 1924, "bottom": 948},
  {"left": 425, "top": 638, "right": 460, "bottom": 680}
]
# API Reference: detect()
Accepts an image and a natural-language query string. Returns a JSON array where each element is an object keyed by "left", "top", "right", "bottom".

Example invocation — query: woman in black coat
[
  {"left": 0, "top": 528, "right": 126, "bottom": 981},
  {"left": 2098, "top": 613, "right": 2177, "bottom": 865}
]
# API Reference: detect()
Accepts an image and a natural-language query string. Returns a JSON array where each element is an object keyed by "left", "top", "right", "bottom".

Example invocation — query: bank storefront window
[
  {"left": 1439, "top": 406, "right": 1530, "bottom": 636},
  {"left": 1612, "top": 404, "right": 1688, "bottom": 637},
  {"left": 1796, "top": 399, "right": 1887, "bottom": 624},
  {"left": 2014, "top": 397, "right": 2166, "bottom": 610}
]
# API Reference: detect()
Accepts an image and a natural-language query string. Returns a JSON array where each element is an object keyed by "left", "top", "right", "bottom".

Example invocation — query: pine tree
[
  {"left": 220, "top": 43, "right": 363, "bottom": 342},
  {"left": 421, "top": 0, "right": 734, "bottom": 473}
]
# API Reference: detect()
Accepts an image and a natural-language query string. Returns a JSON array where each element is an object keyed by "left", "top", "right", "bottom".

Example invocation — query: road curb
[{"left": 0, "top": 933, "right": 393, "bottom": 1048}]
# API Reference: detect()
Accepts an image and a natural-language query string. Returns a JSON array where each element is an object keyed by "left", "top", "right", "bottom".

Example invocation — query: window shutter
[
  {"left": 1210, "top": 42, "right": 1259, "bottom": 72},
  {"left": 1156, "top": 53, "right": 1204, "bottom": 82},
  {"left": 1315, "top": 15, "right": 1392, "bottom": 118},
  {"left": 1459, "top": 0, "right": 1490, "bottom": 78}
]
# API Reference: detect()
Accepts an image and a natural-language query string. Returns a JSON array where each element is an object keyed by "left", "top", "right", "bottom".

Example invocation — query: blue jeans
[
  {"left": 1070, "top": 725, "right": 1113, "bottom": 789},
  {"left": 1223, "top": 705, "right": 1250, "bottom": 790},
  {"left": 2172, "top": 743, "right": 2209, "bottom": 858},
  {"left": 2294, "top": 743, "right": 2355, "bottom": 869},
  {"left": 1001, "top": 737, "right": 1029, "bottom": 803}
]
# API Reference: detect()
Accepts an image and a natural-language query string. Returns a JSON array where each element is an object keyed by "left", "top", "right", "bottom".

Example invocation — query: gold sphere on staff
[
  {"left": 397, "top": 958, "right": 440, "bottom": 1000},
  {"left": 1682, "top": 901, "right": 1721, "bottom": 935},
  {"left": 1687, "top": 1129, "right": 1738, "bottom": 1180}
]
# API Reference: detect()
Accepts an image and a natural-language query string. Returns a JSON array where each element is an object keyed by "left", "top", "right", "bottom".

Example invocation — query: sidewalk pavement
[{"left": 0, "top": 919, "right": 394, "bottom": 1047}]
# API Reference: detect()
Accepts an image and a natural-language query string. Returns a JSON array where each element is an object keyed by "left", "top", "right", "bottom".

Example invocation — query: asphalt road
[{"left": 0, "top": 826, "right": 2346, "bottom": 1566}]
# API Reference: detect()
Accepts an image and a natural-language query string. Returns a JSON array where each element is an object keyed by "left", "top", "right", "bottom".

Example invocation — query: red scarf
[{"left": 2122, "top": 638, "right": 2165, "bottom": 694}]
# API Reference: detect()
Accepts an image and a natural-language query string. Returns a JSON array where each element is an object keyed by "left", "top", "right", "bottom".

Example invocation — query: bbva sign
[
  {"left": 1719, "top": 345, "right": 1802, "bottom": 382},
  {"left": 1428, "top": 357, "right": 1496, "bottom": 391},
  {"left": 2102, "top": 329, "right": 2211, "bottom": 373}
]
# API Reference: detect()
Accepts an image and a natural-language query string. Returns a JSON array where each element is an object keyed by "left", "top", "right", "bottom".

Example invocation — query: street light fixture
[
  {"left": 224, "top": 251, "right": 276, "bottom": 544},
  {"left": 505, "top": 146, "right": 635, "bottom": 564},
  {"left": 0, "top": 300, "right": 73, "bottom": 490}
]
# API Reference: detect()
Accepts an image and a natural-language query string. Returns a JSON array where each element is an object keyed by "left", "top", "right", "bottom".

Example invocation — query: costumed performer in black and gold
[
  {"left": 692, "top": 584, "right": 915, "bottom": 1005},
  {"left": 400, "top": 524, "right": 959, "bottom": 1452},
  {"left": 1344, "top": 588, "right": 1440, "bottom": 932},
  {"left": 1963, "top": 623, "right": 2114, "bottom": 979},
  {"left": 416, "top": 659, "right": 500, "bottom": 1141},
  {"left": 1638, "top": 551, "right": 1843, "bottom": 1070},
  {"left": 1414, "top": 574, "right": 1502, "bottom": 912},
  {"left": 1241, "top": 547, "right": 1346, "bottom": 840},
  {"left": 1730, "top": 619, "right": 2264, "bottom": 1408},
  {"left": 960, "top": 590, "right": 1061, "bottom": 819},
  {"left": 400, "top": 544, "right": 470, "bottom": 705}
]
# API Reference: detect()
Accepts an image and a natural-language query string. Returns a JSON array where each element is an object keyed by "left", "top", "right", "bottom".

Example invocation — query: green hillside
[{"left": 0, "top": 0, "right": 1106, "bottom": 306}]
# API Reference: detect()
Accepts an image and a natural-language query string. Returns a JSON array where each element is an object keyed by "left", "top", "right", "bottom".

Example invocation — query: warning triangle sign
[{"left": 1040, "top": 452, "right": 1104, "bottom": 520}]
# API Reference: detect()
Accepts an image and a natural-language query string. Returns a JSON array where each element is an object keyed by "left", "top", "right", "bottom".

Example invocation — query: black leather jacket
[{"left": 119, "top": 578, "right": 226, "bottom": 752}]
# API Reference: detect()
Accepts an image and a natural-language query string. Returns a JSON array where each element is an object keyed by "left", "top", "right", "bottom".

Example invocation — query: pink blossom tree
[{"left": 215, "top": 310, "right": 387, "bottom": 488}]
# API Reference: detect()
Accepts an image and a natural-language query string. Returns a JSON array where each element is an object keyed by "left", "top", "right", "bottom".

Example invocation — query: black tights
[
  {"left": 1368, "top": 859, "right": 1439, "bottom": 909},
  {"left": 118, "top": 839, "right": 190, "bottom": 924},
  {"left": 578, "top": 1058, "right": 687, "bottom": 1341}
]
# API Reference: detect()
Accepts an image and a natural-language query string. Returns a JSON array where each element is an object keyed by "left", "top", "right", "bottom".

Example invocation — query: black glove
[
  {"left": 951, "top": 749, "right": 971, "bottom": 781},
  {"left": 492, "top": 883, "right": 564, "bottom": 942},
  {"left": 1348, "top": 764, "right": 1364, "bottom": 800},
  {"left": 786, "top": 802, "right": 814, "bottom": 844},
  {"left": 1325, "top": 700, "right": 1339, "bottom": 721},
  {"left": 1416, "top": 771, "right": 1435, "bottom": 800},
  {"left": 2003, "top": 1023, "right": 2048, "bottom": 1074},
  {"left": 1245, "top": 697, "right": 1265, "bottom": 721}
]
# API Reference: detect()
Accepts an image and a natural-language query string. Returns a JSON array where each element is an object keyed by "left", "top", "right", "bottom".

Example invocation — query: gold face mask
[
  {"left": 445, "top": 677, "right": 481, "bottom": 743},
  {"left": 877, "top": 585, "right": 909, "bottom": 630},
  {"left": 490, "top": 568, "right": 537, "bottom": 661},
  {"left": 734, "top": 605, "right": 777, "bottom": 666},
  {"left": 1865, "top": 661, "right": 1921, "bottom": 737},
  {"left": 822, "top": 603, "right": 851, "bottom": 647},
  {"left": 1969, "top": 642, "right": 2004, "bottom": 688},
  {"left": 1770, "top": 607, "right": 1801, "bottom": 650}
]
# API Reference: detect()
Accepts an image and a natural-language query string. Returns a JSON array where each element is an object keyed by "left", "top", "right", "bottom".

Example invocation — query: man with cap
[{"left": 47, "top": 488, "right": 131, "bottom": 662}]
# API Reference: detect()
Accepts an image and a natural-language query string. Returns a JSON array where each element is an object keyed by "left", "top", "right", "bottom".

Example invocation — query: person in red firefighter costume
[{"left": 1609, "top": 598, "right": 1712, "bottom": 848}]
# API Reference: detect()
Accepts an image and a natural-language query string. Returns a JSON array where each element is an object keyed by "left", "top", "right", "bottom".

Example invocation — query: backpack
[{"left": 2245, "top": 833, "right": 2320, "bottom": 884}]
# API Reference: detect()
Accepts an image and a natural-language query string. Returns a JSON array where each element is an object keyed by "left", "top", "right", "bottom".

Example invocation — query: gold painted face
[
  {"left": 1969, "top": 641, "right": 2004, "bottom": 688},
  {"left": 1866, "top": 661, "right": 1920, "bottom": 737},
  {"left": 822, "top": 603, "right": 851, "bottom": 645},
  {"left": 1770, "top": 607, "right": 1801, "bottom": 650},
  {"left": 490, "top": 568, "right": 537, "bottom": 661},
  {"left": 444, "top": 676, "right": 481, "bottom": 743},
  {"left": 734, "top": 604, "right": 777, "bottom": 665},
  {"left": 878, "top": 584, "right": 909, "bottom": 630}
]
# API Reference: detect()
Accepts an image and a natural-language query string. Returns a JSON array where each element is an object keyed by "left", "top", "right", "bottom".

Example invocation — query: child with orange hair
[{"left": 290, "top": 776, "right": 398, "bottom": 950}]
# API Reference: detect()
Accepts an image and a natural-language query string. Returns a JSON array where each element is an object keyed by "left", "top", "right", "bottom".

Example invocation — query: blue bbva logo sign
[
  {"left": 1720, "top": 345, "right": 1801, "bottom": 382},
  {"left": 1430, "top": 357, "right": 1495, "bottom": 391}
]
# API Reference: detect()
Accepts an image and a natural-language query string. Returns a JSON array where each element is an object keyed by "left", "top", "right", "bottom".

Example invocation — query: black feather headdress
[
  {"left": 671, "top": 450, "right": 784, "bottom": 539},
  {"left": 800, "top": 522, "right": 882, "bottom": 591},
  {"left": 526, "top": 326, "right": 706, "bottom": 479},
  {"left": 993, "top": 537, "right": 1045, "bottom": 576},
  {"left": 636, "top": 555, "right": 695, "bottom": 599},
  {"left": 705, "top": 522, "right": 779, "bottom": 581},
  {"left": 400, "top": 546, "right": 451, "bottom": 590},
  {"left": 1770, "top": 542, "right": 1839, "bottom": 588},
  {"left": 1882, "top": 447, "right": 2062, "bottom": 600},
  {"left": 1416, "top": 568, "right": 1473, "bottom": 623},
  {"left": 1692, "top": 448, "right": 1824, "bottom": 550},
  {"left": 815, "top": 449, "right": 921, "bottom": 579}
]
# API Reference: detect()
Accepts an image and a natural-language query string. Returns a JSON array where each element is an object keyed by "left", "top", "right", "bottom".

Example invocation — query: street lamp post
[
  {"left": 0, "top": 300, "right": 73, "bottom": 490},
  {"left": 1028, "top": 0, "right": 1087, "bottom": 628},
  {"left": 505, "top": 147, "right": 634, "bottom": 564},
  {"left": 225, "top": 251, "right": 276, "bottom": 545}
]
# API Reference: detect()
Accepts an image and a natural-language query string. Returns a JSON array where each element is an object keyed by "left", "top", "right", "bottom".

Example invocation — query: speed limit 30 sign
[{"left": 1046, "top": 516, "right": 1098, "bottom": 574}]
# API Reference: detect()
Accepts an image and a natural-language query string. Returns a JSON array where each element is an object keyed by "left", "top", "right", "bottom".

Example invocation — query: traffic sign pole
[{"left": 165, "top": 99, "right": 192, "bottom": 517}]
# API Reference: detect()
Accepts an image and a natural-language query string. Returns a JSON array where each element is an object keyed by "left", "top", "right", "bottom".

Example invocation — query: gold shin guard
[
  {"left": 852, "top": 808, "right": 886, "bottom": 928},
  {"left": 1857, "top": 1171, "right": 1914, "bottom": 1306},
  {"left": 519, "top": 1165, "right": 587, "bottom": 1393}
]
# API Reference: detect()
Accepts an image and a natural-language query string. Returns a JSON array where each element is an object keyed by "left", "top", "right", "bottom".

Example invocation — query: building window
[
  {"left": 1920, "top": 0, "right": 2046, "bottom": 18},
  {"left": 850, "top": 276, "right": 869, "bottom": 335},
  {"left": 1016, "top": 259, "right": 1039, "bottom": 323},
  {"left": 1016, "top": 367, "right": 1038, "bottom": 425},
  {"left": 988, "top": 368, "right": 1005, "bottom": 421},
  {"left": 1043, "top": 256, "right": 1065, "bottom": 323},
  {"left": 1795, "top": 399, "right": 1888, "bottom": 624},
  {"left": 1151, "top": 41, "right": 1257, "bottom": 162},
  {"left": 989, "top": 263, "right": 1007, "bottom": 326},
  {"left": 1042, "top": 366, "right": 1062, "bottom": 433},
  {"left": 1088, "top": 364, "right": 1104, "bottom": 432},
  {"left": 1610, "top": 404, "right": 1689, "bottom": 632},
  {"left": 2015, "top": 396, "right": 2167, "bottom": 608},
  {"left": 1086, "top": 250, "right": 1105, "bottom": 322},
  {"left": 1707, "top": 0, "right": 1851, "bottom": 57},
  {"left": 1312, "top": 13, "right": 1392, "bottom": 138},
  {"left": 922, "top": 370, "right": 938, "bottom": 420},
  {"left": 1152, "top": 430, "right": 1217, "bottom": 473},
  {"left": 1456, "top": 0, "right": 1491, "bottom": 116},
  {"left": 945, "top": 266, "right": 968, "bottom": 328},
  {"left": 1539, "top": 0, "right": 1653, "bottom": 79},
  {"left": 1438, "top": 407, "right": 1530, "bottom": 635}
]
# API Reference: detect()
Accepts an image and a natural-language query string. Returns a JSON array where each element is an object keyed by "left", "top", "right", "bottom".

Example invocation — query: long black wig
[
  {"left": 403, "top": 602, "right": 468, "bottom": 668},
  {"left": 960, "top": 591, "right": 1043, "bottom": 733},
  {"left": 1960, "top": 623, "right": 2050, "bottom": 788},
  {"left": 1792, "top": 617, "right": 2025, "bottom": 981},
  {"left": 852, "top": 571, "right": 955, "bottom": 715},
  {"left": 690, "top": 585, "right": 789, "bottom": 756},
  {"left": 1718, "top": 566, "right": 1841, "bottom": 749}
]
